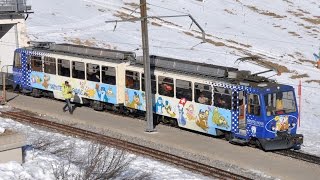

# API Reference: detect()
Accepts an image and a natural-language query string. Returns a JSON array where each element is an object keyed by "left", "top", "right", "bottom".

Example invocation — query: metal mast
[{"left": 140, "top": 0, "right": 155, "bottom": 132}]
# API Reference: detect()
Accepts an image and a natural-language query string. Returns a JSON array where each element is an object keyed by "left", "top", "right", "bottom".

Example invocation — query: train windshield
[{"left": 264, "top": 91, "right": 296, "bottom": 116}]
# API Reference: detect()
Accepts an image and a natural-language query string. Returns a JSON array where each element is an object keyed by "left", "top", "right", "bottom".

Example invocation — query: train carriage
[{"left": 12, "top": 43, "right": 303, "bottom": 151}]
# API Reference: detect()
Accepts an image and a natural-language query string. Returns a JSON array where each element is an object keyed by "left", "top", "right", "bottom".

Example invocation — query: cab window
[{"left": 14, "top": 52, "right": 21, "bottom": 68}]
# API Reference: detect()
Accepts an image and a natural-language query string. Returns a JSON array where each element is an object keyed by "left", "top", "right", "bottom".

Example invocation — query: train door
[{"left": 238, "top": 91, "right": 246, "bottom": 130}]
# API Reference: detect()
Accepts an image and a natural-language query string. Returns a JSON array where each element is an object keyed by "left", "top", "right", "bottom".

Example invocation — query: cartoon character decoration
[
  {"left": 212, "top": 107, "right": 229, "bottom": 128},
  {"left": 196, "top": 109, "right": 209, "bottom": 131},
  {"left": 155, "top": 97, "right": 164, "bottom": 114},
  {"left": 96, "top": 84, "right": 108, "bottom": 102},
  {"left": 31, "top": 75, "right": 42, "bottom": 84},
  {"left": 186, "top": 104, "right": 196, "bottom": 121},
  {"left": 177, "top": 98, "right": 187, "bottom": 126},
  {"left": 275, "top": 115, "right": 289, "bottom": 131},
  {"left": 125, "top": 90, "right": 129, "bottom": 106},
  {"left": 251, "top": 126, "right": 257, "bottom": 137},
  {"left": 164, "top": 100, "right": 176, "bottom": 118},
  {"left": 128, "top": 92, "right": 142, "bottom": 109},
  {"left": 42, "top": 74, "right": 50, "bottom": 89}
]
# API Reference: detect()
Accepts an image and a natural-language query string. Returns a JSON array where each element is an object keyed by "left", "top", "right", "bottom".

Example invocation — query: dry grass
[
  {"left": 290, "top": 73, "right": 309, "bottom": 79},
  {"left": 151, "top": 22, "right": 162, "bottom": 27},
  {"left": 183, "top": 31, "right": 194, "bottom": 37},
  {"left": 113, "top": 11, "right": 136, "bottom": 21},
  {"left": 287, "top": 10, "right": 304, "bottom": 17},
  {"left": 302, "top": 17, "right": 320, "bottom": 25},
  {"left": 288, "top": 31, "right": 300, "bottom": 37},
  {"left": 246, "top": 5, "right": 286, "bottom": 18},
  {"left": 203, "top": 38, "right": 226, "bottom": 47},
  {"left": 224, "top": 9, "right": 236, "bottom": 15},
  {"left": 226, "top": 39, "right": 252, "bottom": 48},
  {"left": 255, "top": 59, "right": 290, "bottom": 73},
  {"left": 283, "top": 0, "right": 293, "bottom": 5},
  {"left": 66, "top": 38, "right": 96, "bottom": 47},
  {"left": 306, "top": 80, "right": 320, "bottom": 85},
  {"left": 297, "top": 9, "right": 310, "bottom": 14}
]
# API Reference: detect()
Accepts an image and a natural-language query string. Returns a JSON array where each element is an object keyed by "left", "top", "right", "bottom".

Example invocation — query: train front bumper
[{"left": 259, "top": 133, "right": 303, "bottom": 151}]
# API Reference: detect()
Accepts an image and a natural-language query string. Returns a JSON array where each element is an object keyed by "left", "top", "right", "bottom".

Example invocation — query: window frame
[
  {"left": 57, "top": 59, "right": 71, "bottom": 77},
  {"left": 213, "top": 87, "right": 232, "bottom": 110},
  {"left": 141, "top": 73, "right": 157, "bottom": 94},
  {"left": 13, "top": 52, "right": 22, "bottom": 68},
  {"left": 31, "top": 55, "right": 43, "bottom": 72},
  {"left": 194, "top": 82, "right": 212, "bottom": 105},
  {"left": 101, "top": 65, "right": 117, "bottom": 85},
  {"left": 86, "top": 63, "right": 101, "bottom": 82},
  {"left": 176, "top": 79, "right": 192, "bottom": 101},
  {"left": 158, "top": 76, "right": 174, "bottom": 97},
  {"left": 247, "top": 93, "right": 261, "bottom": 116},
  {"left": 125, "top": 70, "right": 140, "bottom": 90},
  {"left": 44, "top": 56, "right": 57, "bottom": 75},
  {"left": 72, "top": 61, "right": 85, "bottom": 80}
]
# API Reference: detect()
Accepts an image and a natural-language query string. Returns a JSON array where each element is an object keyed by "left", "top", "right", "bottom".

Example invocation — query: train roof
[
  {"left": 24, "top": 42, "right": 136, "bottom": 62},
  {"left": 21, "top": 42, "right": 287, "bottom": 89},
  {"left": 135, "top": 55, "right": 283, "bottom": 89}
]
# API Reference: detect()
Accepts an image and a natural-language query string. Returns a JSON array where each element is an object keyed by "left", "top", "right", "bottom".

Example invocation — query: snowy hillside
[{"left": 26, "top": 0, "right": 320, "bottom": 155}]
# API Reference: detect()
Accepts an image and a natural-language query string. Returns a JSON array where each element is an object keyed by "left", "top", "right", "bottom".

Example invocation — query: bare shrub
[{"left": 50, "top": 141, "right": 152, "bottom": 180}]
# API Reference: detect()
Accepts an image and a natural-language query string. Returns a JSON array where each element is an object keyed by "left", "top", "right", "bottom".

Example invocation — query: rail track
[
  {"left": 0, "top": 110, "right": 252, "bottom": 180},
  {"left": 273, "top": 150, "right": 320, "bottom": 165}
]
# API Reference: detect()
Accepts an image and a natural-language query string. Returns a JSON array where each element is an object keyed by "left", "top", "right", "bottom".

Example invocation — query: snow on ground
[
  {"left": 0, "top": 117, "right": 212, "bottom": 180},
  {"left": 25, "top": 0, "right": 320, "bottom": 156}
]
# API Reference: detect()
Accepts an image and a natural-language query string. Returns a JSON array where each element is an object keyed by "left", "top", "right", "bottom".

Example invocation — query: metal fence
[{"left": 0, "top": 0, "right": 31, "bottom": 13}]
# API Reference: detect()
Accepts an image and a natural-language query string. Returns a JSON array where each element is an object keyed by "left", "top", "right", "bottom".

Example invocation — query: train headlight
[
  {"left": 291, "top": 123, "right": 296, "bottom": 127},
  {"left": 271, "top": 126, "right": 276, "bottom": 131}
]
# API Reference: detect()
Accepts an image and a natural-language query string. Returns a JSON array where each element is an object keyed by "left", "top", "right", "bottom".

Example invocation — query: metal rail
[
  {"left": 0, "top": 110, "right": 252, "bottom": 180},
  {"left": 274, "top": 150, "right": 320, "bottom": 165}
]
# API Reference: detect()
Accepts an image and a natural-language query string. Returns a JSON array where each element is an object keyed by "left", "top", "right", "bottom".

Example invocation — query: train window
[
  {"left": 102, "top": 66, "right": 116, "bottom": 85},
  {"left": 72, "top": 61, "right": 85, "bottom": 80},
  {"left": 194, "top": 83, "right": 212, "bottom": 105},
  {"left": 58, "top": 59, "right": 70, "bottom": 77},
  {"left": 31, "top": 55, "right": 42, "bottom": 72},
  {"left": 125, "top": 70, "right": 140, "bottom": 90},
  {"left": 213, "top": 87, "right": 231, "bottom": 109},
  {"left": 176, "top": 79, "right": 192, "bottom": 101},
  {"left": 141, "top": 73, "right": 156, "bottom": 94},
  {"left": 264, "top": 91, "right": 296, "bottom": 116},
  {"left": 158, "top": 76, "right": 174, "bottom": 97},
  {"left": 86, "top": 63, "right": 100, "bottom": 82},
  {"left": 248, "top": 94, "right": 261, "bottom": 116},
  {"left": 44, "top": 57, "right": 56, "bottom": 74},
  {"left": 13, "top": 52, "right": 21, "bottom": 68}
]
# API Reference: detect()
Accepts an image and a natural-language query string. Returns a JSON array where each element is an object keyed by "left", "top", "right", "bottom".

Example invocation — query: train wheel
[
  {"left": 91, "top": 100, "right": 104, "bottom": 111},
  {"left": 170, "top": 119, "right": 178, "bottom": 127},
  {"left": 31, "top": 89, "right": 41, "bottom": 98},
  {"left": 224, "top": 132, "right": 232, "bottom": 141}
]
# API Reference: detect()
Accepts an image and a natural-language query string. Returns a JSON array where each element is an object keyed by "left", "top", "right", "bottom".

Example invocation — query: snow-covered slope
[{"left": 26, "top": 0, "right": 320, "bottom": 155}]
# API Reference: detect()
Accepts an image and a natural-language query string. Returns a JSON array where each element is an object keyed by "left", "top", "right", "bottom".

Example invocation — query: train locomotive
[{"left": 12, "top": 42, "right": 303, "bottom": 151}]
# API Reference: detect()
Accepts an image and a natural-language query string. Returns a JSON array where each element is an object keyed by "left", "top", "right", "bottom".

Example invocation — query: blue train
[{"left": 12, "top": 42, "right": 303, "bottom": 150}]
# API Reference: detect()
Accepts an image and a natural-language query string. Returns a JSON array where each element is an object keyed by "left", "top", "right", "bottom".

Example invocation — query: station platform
[{"left": 2, "top": 92, "right": 319, "bottom": 180}]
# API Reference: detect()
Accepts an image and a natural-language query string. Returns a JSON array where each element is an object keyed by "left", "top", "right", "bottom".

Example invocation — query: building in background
[{"left": 0, "top": 0, "right": 31, "bottom": 79}]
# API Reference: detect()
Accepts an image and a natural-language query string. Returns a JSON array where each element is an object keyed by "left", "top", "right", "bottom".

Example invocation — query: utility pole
[{"left": 140, "top": 0, "right": 155, "bottom": 132}]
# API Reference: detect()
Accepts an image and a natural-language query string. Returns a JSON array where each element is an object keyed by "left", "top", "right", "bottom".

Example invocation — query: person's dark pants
[{"left": 63, "top": 98, "right": 73, "bottom": 114}]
